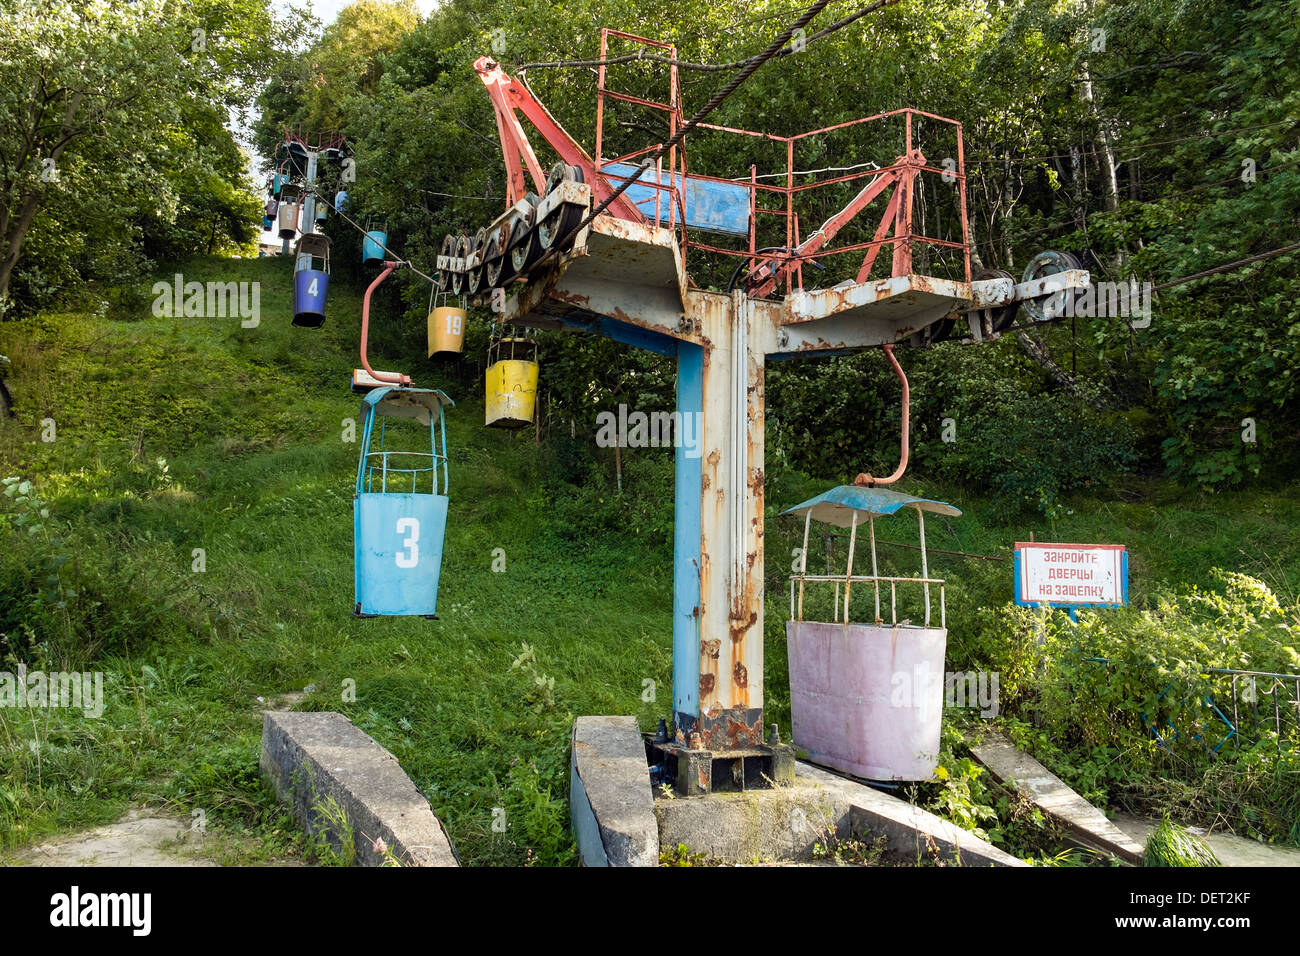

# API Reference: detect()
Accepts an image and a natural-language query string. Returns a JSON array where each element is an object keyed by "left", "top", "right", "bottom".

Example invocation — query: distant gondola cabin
[
  {"left": 292, "top": 233, "right": 331, "bottom": 328},
  {"left": 362, "top": 216, "right": 388, "bottom": 266}
]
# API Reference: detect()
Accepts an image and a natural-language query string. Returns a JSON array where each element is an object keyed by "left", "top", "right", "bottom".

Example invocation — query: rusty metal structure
[{"left": 436, "top": 30, "right": 1088, "bottom": 794}]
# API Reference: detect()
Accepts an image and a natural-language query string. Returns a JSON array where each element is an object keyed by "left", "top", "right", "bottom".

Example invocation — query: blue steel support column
[{"left": 673, "top": 341, "right": 704, "bottom": 728}]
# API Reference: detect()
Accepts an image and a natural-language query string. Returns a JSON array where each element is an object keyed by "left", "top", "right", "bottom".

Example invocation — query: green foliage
[
  {"left": 1144, "top": 815, "right": 1220, "bottom": 868},
  {"left": 487, "top": 758, "right": 577, "bottom": 867},
  {"left": 964, "top": 573, "right": 1300, "bottom": 843},
  {"left": 768, "top": 345, "right": 1136, "bottom": 517},
  {"left": 811, "top": 825, "right": 889, "bottom": 866},
  {"left": 509, "top": 643, "right": 557, "bottom": 714},
  {"left": 924, "top": 727, "right": 999, "bottom": 841},
  {"left": 660, "top": 843, "right": 721, "bottom": 866},
  {"left": 309, "top": 795, "right": 358, "bottom": 866},
  {"left": 0, "top": 0, "right": 301, "bottom": 312}
]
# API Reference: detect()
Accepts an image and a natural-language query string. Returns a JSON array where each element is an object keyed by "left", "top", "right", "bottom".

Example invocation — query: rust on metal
[{"left": 695, "top": 706, "right": 765, "bottom": 751}]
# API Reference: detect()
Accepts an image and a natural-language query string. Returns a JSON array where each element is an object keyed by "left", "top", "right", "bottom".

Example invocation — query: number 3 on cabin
[{"left": 395, "top": 517, "right": 420, "bottom": 568}]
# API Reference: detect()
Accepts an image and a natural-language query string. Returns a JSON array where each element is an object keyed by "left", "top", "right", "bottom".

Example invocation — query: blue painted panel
[
  {"left": 673, "top": 343, "right": 704, "bottom": 720},
  {"left": 594, "top": 316, "right": 679, "bottom": 357},
  {"left": 293, "top": 269, "right": 329, "bottom": 323},
  {"left": 335, "top": 190, "right": 349, "bottom": 212},
  {"left": 354, "top": 493, "right": 448, "bottom": 616},
  {"left": 362, "top": 230, "right": 387, "bottom": 263},
  {"left": 603, "top": 163, "right": 750, "bottom": 237},
  {"left": 781, "top": 485, "right": 961, "bottom": 523}
]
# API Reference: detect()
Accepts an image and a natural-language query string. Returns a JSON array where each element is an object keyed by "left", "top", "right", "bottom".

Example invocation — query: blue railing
[{"left": 1084, "top": 658, "right": 1300, "bottom": 756}]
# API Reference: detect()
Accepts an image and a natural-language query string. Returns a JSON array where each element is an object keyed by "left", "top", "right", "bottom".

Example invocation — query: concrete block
[
  {"left": 570, "top": 716, "right": 658, "bottom": 867},
  {"left": 656, "top": 760, "right": 1026, "bottom": 866},
  {"left": 260, "top": 711, "right": 458, "bottom": 867},
  {"left": 972, "top": 731, "right": 1144, "bottom": 864}
]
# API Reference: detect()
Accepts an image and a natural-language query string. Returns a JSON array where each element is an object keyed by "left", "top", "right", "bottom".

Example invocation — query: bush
[
  {"left": 942, "top": 384, "right": 1137, "bottom": 519},
  {"left": 970, "top": 571, "right": 1300, "bottom": 842}
]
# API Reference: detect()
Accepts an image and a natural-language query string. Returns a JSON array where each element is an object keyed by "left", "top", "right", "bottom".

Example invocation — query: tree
[{"left": 0, "top": 0, "right": 300, "bottom": 312}]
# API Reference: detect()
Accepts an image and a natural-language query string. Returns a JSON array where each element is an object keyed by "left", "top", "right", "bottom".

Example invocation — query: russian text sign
[{"left": 1013, "top": 542, "right": 1128, "bottom": 609}]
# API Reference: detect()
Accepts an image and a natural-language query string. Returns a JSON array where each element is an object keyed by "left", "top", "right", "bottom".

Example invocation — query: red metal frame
[
  {"left": 475, "top": 35, "right": 971, "bottom": 296},
  {"left": 692, "top": 108, "right": 971, "bottom": 295},
  {"left": 360, "top": 262, "right": 411, "bottom": 387},
  {"left": 282, "top": 126, "right": 346, "bottom": 154},
  {"left": 474, "top": 56, "right": 645, "bottom": 221}
]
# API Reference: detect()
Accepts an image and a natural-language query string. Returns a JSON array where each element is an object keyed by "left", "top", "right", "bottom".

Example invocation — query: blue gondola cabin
[
  {"left": 354, "top": 386, "right": 454, "bottom": 618},
  {"left": 292, "top": 233, "right": 330, "bottom": 328},
  {"left": 362, "top": 217, "right": 388, "bottom": 266}
]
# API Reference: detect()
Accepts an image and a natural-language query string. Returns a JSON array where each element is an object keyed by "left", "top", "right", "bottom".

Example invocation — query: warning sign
[{"left": 1014, "top": 542, "right": 1127, "bottom": 608}]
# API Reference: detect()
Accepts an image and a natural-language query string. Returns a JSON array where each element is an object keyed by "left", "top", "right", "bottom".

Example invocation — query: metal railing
[
  {"left": 592, "top": 29, "right": 970, "bottom": 295},
  {"left": 790, "top": 572, "right": 946, "bottom": 628},
  {"left": 1084, "top": 658, "right": 1300, "bottom": 755},
  {"left": 1213, "top": 668, "right": 1300, "bottom": 751},
  {"left": 788, "top": 504, "right": 946, "bottom": 629},
  {"left": 360, "top": 450, "right": 446, "bottom": 496}
]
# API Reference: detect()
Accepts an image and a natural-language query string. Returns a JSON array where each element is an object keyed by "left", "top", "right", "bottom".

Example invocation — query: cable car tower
[{"left": 439, "top": 30, "right": 1088, "bottom": 793}]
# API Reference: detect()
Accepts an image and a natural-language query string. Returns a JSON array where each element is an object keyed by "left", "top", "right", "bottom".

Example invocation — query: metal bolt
[{"left": 768, "top": 723, "right": 781, "bottom": 745}]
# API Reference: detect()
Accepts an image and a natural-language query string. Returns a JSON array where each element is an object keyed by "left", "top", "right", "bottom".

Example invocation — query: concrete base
[
  {"left": 567, "top": 715, "right": 1023, "bottom": 866},
  {"left": 656, "top": 760, "right": 1025, "bottom": 866},
  {"left": 260, "top": 711, "right": 459, "bottom": 867}
]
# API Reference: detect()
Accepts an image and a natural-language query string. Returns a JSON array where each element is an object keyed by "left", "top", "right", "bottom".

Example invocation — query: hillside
[{"left": 1, "top": 257, "right": 1298, "bottom": 863}]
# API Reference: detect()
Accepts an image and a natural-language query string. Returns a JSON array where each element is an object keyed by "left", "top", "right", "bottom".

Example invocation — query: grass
[
  {"left": 1144, "top": 816, "right": 1221, "bottom": 867},
  {"left": 0, "top": 254, "right": 1297, "bottom": 864}
]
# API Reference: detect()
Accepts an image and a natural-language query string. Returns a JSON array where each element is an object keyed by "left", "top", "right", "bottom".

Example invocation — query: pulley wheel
[
  {"left": 536, "top": 165, "right": 585, "bottom": 253},
  {"left": 466, "top": 226, "right": 488, "bottom": 296},
  {"left": 544, "top": 161, "right": 572, "bottom": 195},
  {"left": 436, "top": 233, "right": 457, "bottom": 292},
  {"left": 450, "top": 233, "right": 470, "bottom": 296},
  {"left": 1020, "top": 251, "right": 1082, "bottom": 323},
  {"left": 509, "top": 193, "right": 541, "bottom": 275},
  {"left": 483, "top": 228, "right": 507, "bottom": 289}
]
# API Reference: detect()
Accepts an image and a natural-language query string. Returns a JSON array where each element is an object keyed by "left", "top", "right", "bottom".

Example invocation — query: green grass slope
[{"left": 0, "top": 256, "right": 1296, "bottom": 862}]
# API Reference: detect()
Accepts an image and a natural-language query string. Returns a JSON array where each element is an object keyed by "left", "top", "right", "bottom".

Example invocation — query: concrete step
[{"left": 971, "top": 731, "right": 1144, "bottom": 864}]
